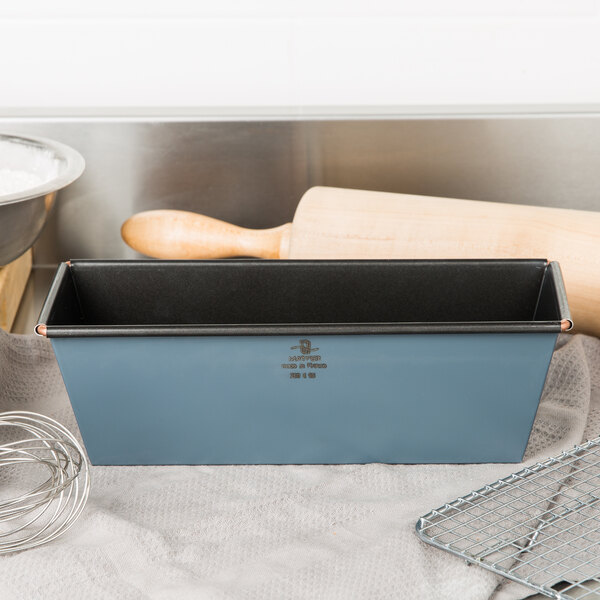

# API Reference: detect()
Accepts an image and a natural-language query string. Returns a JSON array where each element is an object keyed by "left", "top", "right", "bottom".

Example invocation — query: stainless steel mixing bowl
[{"left": 0, "top": 134, "right": 84, "bottom": 266}]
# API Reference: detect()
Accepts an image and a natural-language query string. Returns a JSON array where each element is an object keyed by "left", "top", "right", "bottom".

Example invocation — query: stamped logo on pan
[{"left": 282, "top": 339, "right": 327, "bottom": 380}]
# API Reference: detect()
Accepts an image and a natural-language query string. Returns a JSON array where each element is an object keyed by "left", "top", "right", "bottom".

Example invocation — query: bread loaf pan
[{"left": 36, "top": 259, "right": 571, "bottom": 465}]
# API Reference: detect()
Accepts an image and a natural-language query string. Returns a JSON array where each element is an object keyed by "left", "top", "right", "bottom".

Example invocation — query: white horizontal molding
[{"left": 2, "top": 105, "right": 600, "bottom": 119}]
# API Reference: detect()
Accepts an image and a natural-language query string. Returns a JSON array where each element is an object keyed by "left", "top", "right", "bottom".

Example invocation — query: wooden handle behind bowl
[{"left": 121, "top": 210, "right": 292, "bottom": 259}]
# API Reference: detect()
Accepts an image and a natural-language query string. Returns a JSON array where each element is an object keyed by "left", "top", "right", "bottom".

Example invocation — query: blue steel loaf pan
[{"left": 36, "top": 259, "right": 571, "bottom": 466}]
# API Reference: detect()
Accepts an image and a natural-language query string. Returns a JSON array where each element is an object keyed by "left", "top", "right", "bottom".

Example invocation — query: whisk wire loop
[{"left": 0, "top": 411, "right": 90, "bottom": 554}]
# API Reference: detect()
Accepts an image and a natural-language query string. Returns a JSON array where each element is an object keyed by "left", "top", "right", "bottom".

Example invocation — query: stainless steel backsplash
[{"left": 1, "top": 116, "right": 599, "bottom": 265}]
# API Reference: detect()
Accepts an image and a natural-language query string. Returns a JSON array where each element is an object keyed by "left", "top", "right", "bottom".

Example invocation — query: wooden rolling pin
[{"left": 121, "top": 186, "right": 600, "bottom": 337}]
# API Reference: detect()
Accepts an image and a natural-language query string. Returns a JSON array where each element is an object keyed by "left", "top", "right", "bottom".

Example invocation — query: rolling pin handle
[
  {"left": 121, "top": 209, "right": 292, "bottom": 259},
  {"left": 277, "top": 223, "right": 291, "bottom": 259}
]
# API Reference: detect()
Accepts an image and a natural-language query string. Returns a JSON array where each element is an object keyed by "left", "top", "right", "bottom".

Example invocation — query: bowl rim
[{"left": 0, "top": 133, "right": 85, "bottom": 206}]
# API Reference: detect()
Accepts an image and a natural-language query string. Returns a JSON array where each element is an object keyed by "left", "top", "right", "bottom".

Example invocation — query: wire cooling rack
[{"left": 416, "top": 438, "right": 600, "bottom": 599}]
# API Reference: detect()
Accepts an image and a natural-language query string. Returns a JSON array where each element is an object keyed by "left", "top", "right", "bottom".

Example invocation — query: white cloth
[{"left": 0, "top": 329, "right": 599, "bottom": 600}]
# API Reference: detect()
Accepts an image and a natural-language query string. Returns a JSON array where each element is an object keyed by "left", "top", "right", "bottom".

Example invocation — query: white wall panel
[{"left": 0, "top": 1, "right": 598, "bottom": 110}]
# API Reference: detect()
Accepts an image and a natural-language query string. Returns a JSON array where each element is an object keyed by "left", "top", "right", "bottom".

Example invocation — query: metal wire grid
[{"left": 416, "top": 438, "right": 600, "bottom": 599}]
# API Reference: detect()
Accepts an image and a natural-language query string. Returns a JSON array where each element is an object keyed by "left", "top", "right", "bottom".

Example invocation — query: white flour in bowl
[
  {"left": 0, "top": 138, "right": 60, "bottom": 199},
  {"left": 0, "top": 168, "right": 44, "bottom": 196}
]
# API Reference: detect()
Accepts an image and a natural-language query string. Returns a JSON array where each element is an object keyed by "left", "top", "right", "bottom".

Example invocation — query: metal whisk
[{"left": 0, "top": 411, "right": 90, "bottom": 554}]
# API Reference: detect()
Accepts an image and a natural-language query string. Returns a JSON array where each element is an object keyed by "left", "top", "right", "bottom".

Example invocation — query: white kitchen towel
[{"left": 0, "top": 329, "right": 598, "bottom": 600}]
